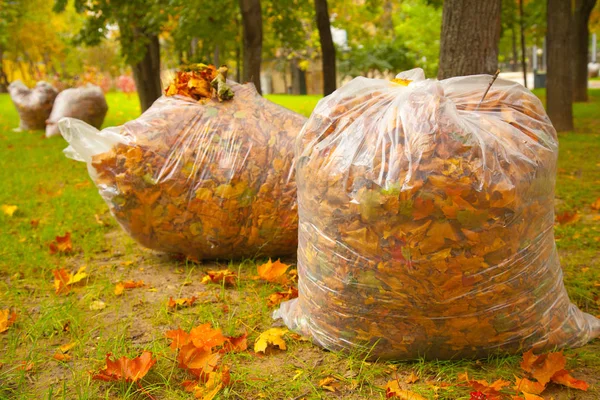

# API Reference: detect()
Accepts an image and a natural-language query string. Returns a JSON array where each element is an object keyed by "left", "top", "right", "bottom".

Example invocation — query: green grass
[{"left": 0, "top": 90, "right": 599, "bottom": 399}]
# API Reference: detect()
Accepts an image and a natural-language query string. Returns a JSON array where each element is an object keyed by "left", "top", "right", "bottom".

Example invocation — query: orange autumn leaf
[
  {"left": 520, "top": 350, "right": 566, "bottom": 386},
  {"left": 385, "top": 379, "right": 427, "bottom": 399},
  {"left": 555, "top": 211, "right": 580, "bottom": 225},
  {"left": 201, "top": 270, "right": 237, "bottom": 287},
  {"left": 53, "top": 353, "right": 72, "bottom": 362},
  {"left": 458, "top": 372, "right": 509, "bottom": 400},
  {"left": 257, "top": 259, "right": 291, "bottom": 284},
  {"left": 49, "top": 232, "right": 73, "bottom": 254},
  {"left": 114, "top": 280, "right": 145, "bottom": 295},
  {"left": 591, "top": 197, "right": 600, "bottom": 211},
  {"left": 0, "top": 309, "right": 17, "bottom": 333},
  {"left": 318, "top": 376, "right": 341, "bottom": 392},
  {"left": 512, "top": 394, "right": 544, "bottom": 400},
  {"left": 92, "top": 351, "right": 156, "bottom": 382},
  {"left": 266, "top": 286, "right": 298, "bottom": 307},
  {"left": 514, "top": 377, "right": 545, "bottom": 395},
  {"left": 188, "top": 323, "right": 227, "bottom": 350},
  {"left": 166, "top": 328, "right": 191, "bottom": 350},
  {"left": 52, "top": 266, "right": 87, "bottom": 294},
  {"left": 222, "top": 333, "right": 248, "bottom": 353},
  {"left": 550, "top": 369, "right": 589, "bottom": 391},
  {"left": 178, "top": 344, "right": 222, "bottom": 374},
  {"left": 168, "top": 296, "right": 198, "bottom": 309}
]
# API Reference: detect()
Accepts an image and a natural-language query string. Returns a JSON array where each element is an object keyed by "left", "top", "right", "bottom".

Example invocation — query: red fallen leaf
[
  {"left": 222, "top": 333, "right": 248, "bottom": 353},
  {"left": 49, "top": 232, "right": 73, "bottom": 254},
  {"left": 167, "top": 296, "right": 198, "bottom": 309},
  {"left": 514, "top": 377, "right": 545, "bottom": 395},
  {"left": 201, "top": 270, "right": 237, "bottom": 287},
  {"left": 257, "top": 259, "right": 291, "bottom": 284},
  {"left": 520, "top": 350, "right": 566, "bottom": 386},
  {"left": 266, "top": 286, "right": 298, "bottom": 307},
  {"left": 555, "top": 211, "right": 580, "bottom": 225},
  {"left": 470, "top": 392, "right": 486, "bottom": 400},
  {"left": 92, "top": 351, "right": 156, "bottom": 382},
  {"left": 0, "top": 309, "right": 17, "bottom": 333},
  {"left": 550, "top": 369, "right": 589, "bottom": 391}
]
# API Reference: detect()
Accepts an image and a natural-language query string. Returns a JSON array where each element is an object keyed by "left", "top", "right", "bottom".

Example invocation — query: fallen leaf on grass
[
  {"left": 318, "top": 376, "right": 341, "bottom": 392},
  {"left": 514, "top": 377, "right": 545, "bottom": 395},
  {"left": 266, "top": 286, "right": 298, "bottom": 307},
  {"left": 254, "top": 327, "right": 288, "bottom": 353},
  {"left": 49, "top": 232, "right": 73, "bottom": 254},
  {"left": 53, "top": 341, "right": 76, "bottom": 361},
  {"left": 591, "top": 197, "right": 600, "bottom": 210},
  {"left": 18, "top": 361, "right": 33, "bottom": 371},
  {"left": 53, "top": 266, "right": 88, "bottom": 294},
  {"left": 385, "top": 379, "right": 427, "bottom": 399},
  {"left": 89, "top": 300, "right": 106, "bottom": 310},
  {"left": 0, "top": 309, "right": 17, "bottom": 333},
  {"left": 53, "top": 353, "right": 72, "bottom": 361},
  {"left": 257, "top": 259, "right": 291, "bottom": 284},
  {"left": 458, "top": 372, "right": 510, "bottom": 400},
  {"left": 555, "top": 211, "right": 580, "bottom": 225},
  {"left": 512, "top": 394, "right": 544, "bottom": 400},
  {"left": 547, "top": 369, "right": 589, "bottom": 391},
  {"left": 114, "top": 280, "right": 145, "bottom": 295},
  {"left": 1, "top": 204, "right": 17, "bottom": 216},
  {"left": 520, "top": 350, "right": 566, "bottom": 386},
  {"left": 30, "top": 219, "right": 39, "bottom": 228},
  {"left": 168, "top": 296, "right": 198, "bottom": 310},
  {"left": 222, "top": 333, "right": 248, "bottom": 353},
  {"left": 201, "top": 270, "right": 237, "bottom": 287},
  {"left": 405, "top": 371, "right": 419, "bottom": 384},
  {"left": 92, "top": 351, "right": 156, "bottom": 382}
]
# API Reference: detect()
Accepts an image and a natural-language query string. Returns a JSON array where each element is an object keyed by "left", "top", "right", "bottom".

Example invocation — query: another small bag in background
[
  {"left": 8, "top": 80, "right": 58, "bottom": 131},
  {"left": 46, "top": 84, "right": 108, "bottom": 138}
]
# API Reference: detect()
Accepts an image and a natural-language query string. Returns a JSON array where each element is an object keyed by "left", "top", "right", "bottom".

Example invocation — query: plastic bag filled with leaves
[
  {"left": 59, "top": 65, "right": 305, "bottom": 260},
  {"left": 46, "top": 84, "right": 108, "bottom": 138},
  {"left": 8, "top": 80, "right": 58, "bottom": 131},
  {"left": 276, "top": 68, "right": 600, "bottom": 360}
]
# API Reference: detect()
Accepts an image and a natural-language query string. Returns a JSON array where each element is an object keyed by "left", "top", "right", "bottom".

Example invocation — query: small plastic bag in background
[
  {"left": 59, "top": 65, "right": 306, "bottom": 260},
  {"left": 8, "top": 80, "right": 58, "bottom": 131},
  {"left": 275, "top": 68, "right": 600, "bottom": 360},
  {"left": 46, "top": 84, "right": 108, "bottom": 138}
]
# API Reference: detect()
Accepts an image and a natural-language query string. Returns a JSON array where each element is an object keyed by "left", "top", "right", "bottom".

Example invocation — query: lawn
[{"left": 0, "top": 89, "right": 599, "bottom": 400}]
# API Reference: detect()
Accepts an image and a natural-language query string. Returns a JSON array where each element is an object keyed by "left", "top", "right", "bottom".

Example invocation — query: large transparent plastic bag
[
  {"left": 8, "top": 80, "right": 58, "bottom": 131},
  {"left": 46, "top": 84, "right": 108, "bottom": 138},
  {"left": 59, "top": 81, "right": 306, "bottom": 260},
  {"left": 276, "top": 68, "right": 600, "bottom": 360}
]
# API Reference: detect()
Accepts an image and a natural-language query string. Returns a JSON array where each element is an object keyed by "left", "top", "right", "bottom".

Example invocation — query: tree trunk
[
  {"left": 438, "top": 0, "right": 501, "bottom": 79},
  {"left": 131, "top": 33, "right": 162, "bottom": 112},
  {"left": 190, "top": 37, "right": 199, "bottom": 62},
  {"left": 291, "top": 58, "right": 307, "bottom": 95},
  {"left": 512, "top": 22, "right": 518, "bottom": 72},
  {"left": 572, "top": 0, "right": 597, "bottom": 102},
  {"left": 547, "top": 0, "right": 574, "bottom": 132},
  {"left": 519, "top": 0, "right": 528, "bottom": 87},
  {"left": 213, "top": 44, "right": 220, "bottom": 67},
  {"left": 239, "top": 0, "right": 263, "bottom": 94},
  {"left": 0, "top": 49, "right": 9, "bottom": 93},
  {"left": 315, "top": 0, "right": 336, "bottom": 95}
]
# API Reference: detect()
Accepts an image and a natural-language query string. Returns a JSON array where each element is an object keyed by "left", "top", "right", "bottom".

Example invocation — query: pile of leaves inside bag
[
  {"left": 59, "top": 65, "right": 306, "bottom": 260},
  {"left": 275, "top": 68, "right": 600, "bottom": 359}
]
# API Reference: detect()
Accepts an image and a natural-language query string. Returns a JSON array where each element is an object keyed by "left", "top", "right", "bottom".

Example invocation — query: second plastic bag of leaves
[
  {"left": 59, "top": 66, "right": 305, "bottom": 260},
  {"left": 275, "top": 68, "right": 600, "bottom": 360}
]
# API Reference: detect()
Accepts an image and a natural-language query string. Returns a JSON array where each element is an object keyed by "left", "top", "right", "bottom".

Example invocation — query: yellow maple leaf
[
  {"left": 68, "top": 266, "right": 87, "bottom": 285},
  {"left": 257, "top": 259, "right": 291, "bottom": 284},
  {"left": 254, "top": 327, "right": 288, "bottom": 353},
  {"left": 1, "top": 205, "right": 18, "bottom": 216},
  {"left": 385, "top": 379, "right": 427, "bottom": 399},
  {"left": 0, "top": 309, "right": 17, "bottom": 333}
]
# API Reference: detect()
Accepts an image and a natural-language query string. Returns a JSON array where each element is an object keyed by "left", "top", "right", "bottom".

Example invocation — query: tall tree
[
  {"left": 54, "top": 0, "right": 170, "bottom": 111},
  {"left": 239, "top": 0, "right": 263, "bottom": 93},
  {"left": 315, "top": 0, "right": 336, "bottom": 95},
  {"left": 546, "top": 0, "right": 573, "bottom": 131},
  {"left": 573, "top": 0, "right": 598, "bottom": 102},
  {"left": 518, "top": 0, "right": 528, "bottom": 87},
  {"left": 438, "top": 0, "right": 501, "bottom": 79}
]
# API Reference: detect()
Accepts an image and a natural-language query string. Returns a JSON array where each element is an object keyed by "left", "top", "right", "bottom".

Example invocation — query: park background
[{"left": 1, "top": 0, "right": 600, "bottom": 399}]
